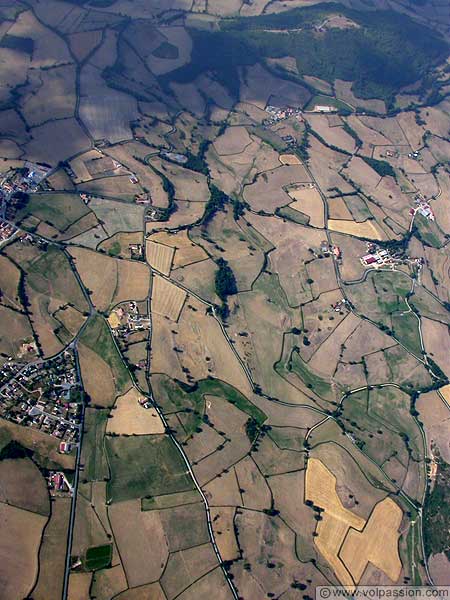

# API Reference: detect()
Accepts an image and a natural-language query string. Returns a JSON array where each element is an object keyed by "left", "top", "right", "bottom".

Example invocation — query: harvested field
[
  {"left": 279, "top": 154, "right": 301, "bottom": 165},
  {"left": 0, "top": 503, "right": 47, "bottom": 600},
  {"left": 340, "top": 498, "right": 403, "bottom": 583},
  {"left": 152, "top": 296, "right": 253, "bottom": 398},
  {"left": 68, "top": 30, "right": 102, "bottom": 62},
  {"left": 107, "top": 387, "right": 164, "bottom": 435},
  {"left": 161, "top": 547, "right": 223, "bottom": 599},
  {"left": 328, "top": 218, "right": 383, "bottom": 240},
  {"left": 305, "top": 457, "right": 365, "bottom": 588},
  {"left": 150, "top": 230, "right": 207, "bottom": 268},
  {"left": 146, "top": 240, "right": 175, "bottom": 275},
  {"left": 288, "top": 186, "right": 324, "bottom": 228},
  {"left": 151, "top": 275, "right": 186, "bottom": 321}
]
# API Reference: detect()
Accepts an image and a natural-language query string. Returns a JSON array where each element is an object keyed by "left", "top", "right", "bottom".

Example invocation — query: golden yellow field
[
  {"left": 149, "top": 230, "right": 207, "bottom": 268},
  {"left": 328, "top": 219, "right": 383, "bottom": 240},
  {"left": 306, "top": 458, "right": 403, "bottom": 587},
  {"left": 151, "top": 275, "right": 186, "bottom": 322},
  {"left": 288, "top": 186, "right": 325, "bottom": 228},
  {"left": 146, "top": 240, "right": 175, "bottom": 276},
  {"left": 340, "top": 497, "right": 402, "bottom": 583},
  {"left": 305, "top": 458, "right": 365, "bottom": 588},
  {"left": 279, "top": 154, "right": 301, "bottom": 165},
  {"left": 107, "top": 387, "right": 165, "bottom": 435}
]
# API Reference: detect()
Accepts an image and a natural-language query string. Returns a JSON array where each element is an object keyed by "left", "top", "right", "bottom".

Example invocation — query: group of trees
[{"left": 168, "top": 4, "right": 447, "bottom": 105}]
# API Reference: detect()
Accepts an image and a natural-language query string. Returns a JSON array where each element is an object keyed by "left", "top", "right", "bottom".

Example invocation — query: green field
[
  {"left": 289, "top": 349, "right": 335, "bottom": 400},
  {"left": 106, "top": 434, "right": 194, "bottom": 503},
  {"left": 84, "top": 544, "right": 112, "bottom": 571},
  {"left": 81, "top": 408, "right": 109, "bottom": 482},
  {"left": 154, "top": 375, "right": 266, "bottom": 440}
]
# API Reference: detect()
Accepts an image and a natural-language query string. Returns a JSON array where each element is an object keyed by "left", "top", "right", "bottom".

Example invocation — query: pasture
[{"left": 106, "top": 434, "right": 194, "bottom": 502}]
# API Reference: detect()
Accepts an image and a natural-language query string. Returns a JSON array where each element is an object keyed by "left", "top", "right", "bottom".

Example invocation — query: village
[{"left": 0, "top": 350, "right": 82, "bottom": 454}]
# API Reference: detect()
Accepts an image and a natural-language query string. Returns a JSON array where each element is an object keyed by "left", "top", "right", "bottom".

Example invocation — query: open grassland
[
  {"left": 107, "top": 387, "right": 165, "bottom": 435},
  {"left": 106, "top": 434, "right": 194, "bottom": 503},
  {"left": 151, "top": 275, "right": 186, "bottom": 321},
  {"left": 70, "top": 247, "right": 150, "bottom": 311},
  {"left": 146, "top": 240, "right": 175, "bottom": 276},
  {"left": 340, "top": 498, "right": 403, "bottom": 583},
  {"left": 151, "top": 294, "right": 254, "bottom": 398},
  {"left": 288, "top": 186, "right": 324, "bottom": 228}
]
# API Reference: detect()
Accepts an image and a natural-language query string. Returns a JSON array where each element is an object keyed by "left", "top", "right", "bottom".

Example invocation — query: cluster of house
[
  {"left": 129, "top": 243, "right": 143, "bottom": 259},
  {"left": 0, "top": 220, "right": 17, "bottom": 243},
  {"left": 408, "top": 150, "right": 421, "bottom": 160},
  {"left": 320, "top": 240, "right": 342, "bottom": 260},
  {"left": 264, "top": 104, "right": 303, "bottom": 125},
  {"left": 410, "top": 195, "right": 434, "bottom": 221},
  {"left": 360, "top": 242, "right": 423, "bottom": 269},
  {"left": 108, "top": 301, "right": 151, "bottom": 335},
  {"left": 1, "top": 163, "right": 50, "bottom": 219},
  {"left": 48, "top": 471, "right": 72, "bottom": 496},
  {"left": 138, "top": 396, "right": 155, "bottom": 410},
  {"left": 0, "top": 351, "right": 82, "bottom": 450}
]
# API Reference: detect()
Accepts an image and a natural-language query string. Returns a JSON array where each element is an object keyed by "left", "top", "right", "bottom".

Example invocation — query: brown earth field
[
  {"left": 32, "top": 497, "right": 71, "bottom": 600},
  {"left": 0, "top": 503, "right": 47, "bottom": 600}
]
